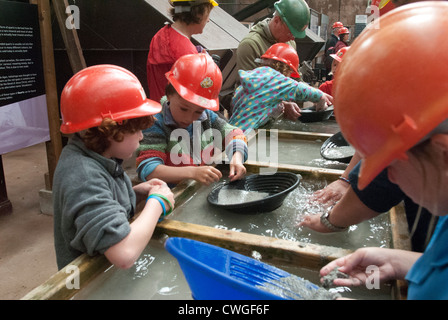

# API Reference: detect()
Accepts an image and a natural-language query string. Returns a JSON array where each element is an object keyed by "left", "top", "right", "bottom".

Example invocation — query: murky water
[
  {"left": 73, "top": 237, "right": 391, "bottom": 300},
  {"left": 217, "top": 189, "right": 270, "bottom": 205},
  {"left": 251, "top": 137, "right": 348, "bottom": 170},
  {"left": 73, "top": 238, "right": 192, "bottom": 300},
  {"left": 170, "top": 177, "right": 391, "bottom": 250}
]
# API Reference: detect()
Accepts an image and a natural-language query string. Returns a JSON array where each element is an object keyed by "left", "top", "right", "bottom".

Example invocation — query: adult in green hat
[
  {"left": 236, "top": 0, "right": 311, "bottom": 71},
  {"left": 274, "top": 0, "right": 310, "bottom": 38}
]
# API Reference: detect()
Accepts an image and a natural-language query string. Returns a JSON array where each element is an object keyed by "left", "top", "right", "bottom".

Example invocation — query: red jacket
[
  {"left": 333, "top": 40, "right": 348, "bottom": 55},
  {"left": 319, "top": 80, "right": 333, "bottom": 96},
  {"left": 147, "top": 25, "right": 199, "bottom": 102}
]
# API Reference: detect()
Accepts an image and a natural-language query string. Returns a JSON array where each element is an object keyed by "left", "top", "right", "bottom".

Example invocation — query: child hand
[
  {"left": 282, "top": 101, "right": 301, "bottom": 120},
  {"left": 229, "top": 152, "right": 246, "bottom": 181},
  {"left": 316, "top": 93, "right": 334, "bottom": 111},
  {"left": 192, "top": 166, "right": 222, "bottom": 185},
  {"left": 147, "top": 179, "right": 175, "bottom": 209}
]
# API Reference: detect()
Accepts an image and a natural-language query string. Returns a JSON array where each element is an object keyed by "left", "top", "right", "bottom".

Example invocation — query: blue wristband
[{"left": 146, "top": 195, "right": 166, "bottom": 219}]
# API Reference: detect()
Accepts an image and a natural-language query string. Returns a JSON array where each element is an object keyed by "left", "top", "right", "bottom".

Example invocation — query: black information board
[{"left": 0, "top": 0, "right": 45, "bottom": 107}]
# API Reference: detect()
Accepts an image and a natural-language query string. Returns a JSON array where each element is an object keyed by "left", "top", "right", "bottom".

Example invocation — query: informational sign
[{"left": 0, "top": 0, "right": 49, "bottom": 155}]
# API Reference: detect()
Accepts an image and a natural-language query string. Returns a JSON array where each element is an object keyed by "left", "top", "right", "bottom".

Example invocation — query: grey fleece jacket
[{"left": 53, "top": 134, "right": 135, "bottom": 270}]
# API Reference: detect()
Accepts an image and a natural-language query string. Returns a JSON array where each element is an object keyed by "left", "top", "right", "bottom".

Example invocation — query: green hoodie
[{"left": 236, "top": 18, "right": 296, "bottom": 71}]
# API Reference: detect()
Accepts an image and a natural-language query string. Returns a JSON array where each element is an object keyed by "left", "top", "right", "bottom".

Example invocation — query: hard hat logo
[{"left": 200, "top": 77, "right": 214, "bottom": 89}]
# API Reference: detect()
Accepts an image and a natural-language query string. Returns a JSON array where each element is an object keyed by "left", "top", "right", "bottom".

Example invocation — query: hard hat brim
[{"left": 166, "top": 71, "right": 219, "bottom": 111}]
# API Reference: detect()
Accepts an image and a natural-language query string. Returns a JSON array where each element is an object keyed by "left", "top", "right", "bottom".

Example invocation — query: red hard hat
[
  {"left": 332, "top": 21, "right": 344, "bottom": 29},
  {"left": 337, "top": 27, "right": 350, "bottom": 36},
  {"left": 330, "top": 46, "right": 350, "bottom": 62},
  {"left": 333, "top": 2, "right": 448, "bottom": 190},
  {"left": 60, "top": 65, "right": 162, "bottom": 134},
  {"left": 165, "top": 53, "right": 222, "bottom": 111},
  {"left": 261, "top": 43, "right": 300, "bottom": 78}
]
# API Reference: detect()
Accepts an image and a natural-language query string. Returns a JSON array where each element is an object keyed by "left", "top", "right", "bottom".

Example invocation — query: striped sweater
[{"left": 136, "top": 101, "right": 248, "bottom": 181}]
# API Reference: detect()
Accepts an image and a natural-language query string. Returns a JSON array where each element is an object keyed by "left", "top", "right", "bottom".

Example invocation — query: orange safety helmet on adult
[
  {"left": 165, "top": 53, "right": 222, "bottom": 111},
  {"left": 333, "top": 1, "right": 448, "bottom": 190},
  {"left": 332, "top": 21, "right": 343, "bottom": 29},
  {"left": 260, "top": 43, "right": 300, "bottom": 78},
  {"left": 337, "top": 27, "right": 350, "bottom": 36},
  {"left": 60, "top": 65, "right": 162, "bottom": 134}
]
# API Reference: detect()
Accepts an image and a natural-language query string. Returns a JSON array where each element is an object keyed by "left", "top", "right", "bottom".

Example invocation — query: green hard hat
[{"left": 274, "top": 0, "right": 310, "bottom": 39}]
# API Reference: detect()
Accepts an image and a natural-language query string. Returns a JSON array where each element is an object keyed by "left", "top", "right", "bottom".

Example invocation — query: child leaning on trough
[
  {"left": 53, "top": 65, "right": 174, "bottom": 270},
  {"left": 137, "top": 53, "right": 248, "bottom": 186},
  {"left": 229, "top": 43, "right": 333, "bottom": 131}
]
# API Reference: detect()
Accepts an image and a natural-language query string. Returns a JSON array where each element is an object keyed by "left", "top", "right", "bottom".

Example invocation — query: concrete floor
[{"left": 0, "top": 142, "right": 57, "bottom": 300}]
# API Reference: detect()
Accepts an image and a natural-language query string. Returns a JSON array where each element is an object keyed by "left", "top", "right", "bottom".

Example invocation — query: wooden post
[
  {"left": 32, "top": 0, "right": 63, "bottom": 189},
  {"left": 0, "top": 156, "right": 13, "bottom": 215}
]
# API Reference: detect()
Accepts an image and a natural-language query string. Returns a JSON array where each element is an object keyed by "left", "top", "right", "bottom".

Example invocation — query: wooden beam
[
  {"left": 155, "top": 219, "right": 352, "bottom": 270},
  {"left": 389, "top": 203, "right": 411, "bottom": 300},
  {"left": 34, "top": 0, "right": 63, "bottom": 189},
  {"left": 21, "top": 253, "right": 110, "bottom": 300},
  {"left": 51, "top": 0, "right": 86, "bottom": 73},
  {"left": 0, "top": 155, "right": 12, "bottom": 215},
  {"left": 244, "top": 160, "right": 344, "bottom": 180}
]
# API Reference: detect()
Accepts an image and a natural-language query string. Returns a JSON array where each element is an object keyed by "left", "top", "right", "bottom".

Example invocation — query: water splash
[{"left": 132, "top": 253, "right": 155, "bottom": 280}]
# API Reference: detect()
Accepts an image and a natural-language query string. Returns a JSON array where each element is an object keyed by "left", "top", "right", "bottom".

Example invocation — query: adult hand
[
  {"left": 320, "top": 247, "right": 420, "bottom": 287},
  {"left": 311, "top": 180, "right": 350, "bottom": 205},
  {"left": 298, "top": 213, "right": 335, "bottom": 233}
]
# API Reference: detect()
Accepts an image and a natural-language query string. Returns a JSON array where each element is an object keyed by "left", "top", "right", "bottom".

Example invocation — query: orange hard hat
[
  {"left": 165, "top": 53, "right": 222, "bottom": 111},
  {"left": 333, "top": 1, "right": 448, "bottom": 190},
  {"left": 330, "top": 46, "right": 350, "bottom": 63},
  {"left": 60, "top": 65, "right": 162, "bottom": 134},
  {"left": 332, "top": 21, "right": 343, "bottom": 29},
  {"left": 261, "top": 43, "right": 300, "bottom": 78},
  {"left": 337, "top": 27, "right": 350, "bottom": 36}
]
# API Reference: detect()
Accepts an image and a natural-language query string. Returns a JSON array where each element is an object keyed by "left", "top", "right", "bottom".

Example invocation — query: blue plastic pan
[{"left": 165, "top": 237, "right": 336, "bottom": 300}]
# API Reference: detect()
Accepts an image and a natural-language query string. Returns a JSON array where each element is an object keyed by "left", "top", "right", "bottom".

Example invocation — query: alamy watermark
[
  {"left": 167, "top": 124, "right": 278, "bottom": 174},
  {"left": 65, "top": 5, "right": 80, "bottom": 30}
]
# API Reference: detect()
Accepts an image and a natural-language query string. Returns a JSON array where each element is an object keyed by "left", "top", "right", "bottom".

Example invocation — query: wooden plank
[
  {"left": 21, "top": 253, "right": 110, "bottom": 300},
  {"left": 51, "top": 0, "right": 87, "bottom": 73},
  {"left": 389, "top": 203, "right": 411, "bottom": 300},
  {"left": 244, "top": 160, "right": 344, "bottom": 180},
  {"left": 35, "top": 0, "right": 63, "bottom": 188},
  {"left": 155, "top": 219, "right": 352, "bottom": 270},
  {"left": 0, "top": 155, "right": 13, "bottom": 215},
  {"left": 273, "top": 129, "right": 332, "bottom": 141}
]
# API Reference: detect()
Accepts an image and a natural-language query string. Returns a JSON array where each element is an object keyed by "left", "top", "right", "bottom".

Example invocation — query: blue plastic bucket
[{"left": 164, "top": 237, "right": 319, "bottom": 300}]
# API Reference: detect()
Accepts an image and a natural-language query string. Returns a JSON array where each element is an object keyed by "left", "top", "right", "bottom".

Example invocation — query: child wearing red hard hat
[
  {"left": 54, "top": 65, "right": 174, "bottom": 270},
  {"left": 138, "top": 53, "right": 247, "bottom": 186},
  {"left": 229, "top": 43, "right": 333, "bottom": 131}
]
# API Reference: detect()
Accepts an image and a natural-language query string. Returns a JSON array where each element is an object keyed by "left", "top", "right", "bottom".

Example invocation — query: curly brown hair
[
  {"left": 170, "top": 3, "right": 213, "bottom": 25},
  {"left": 267, "top": 60, "right": 293, "bottom": 76},
  {"left": 82, "top": 116, "right": 154, "bottom": 154}
]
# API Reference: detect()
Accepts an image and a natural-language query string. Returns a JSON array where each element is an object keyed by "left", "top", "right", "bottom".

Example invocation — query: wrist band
[
  {"left": 338, "top": 176, "right": 350, "bottom": 184},
  {"left": 150, "top": 193, "right": 173, "bottom": 215},
  {"left": 146, "top": 195, "right": 166, "bottom": 217}
]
